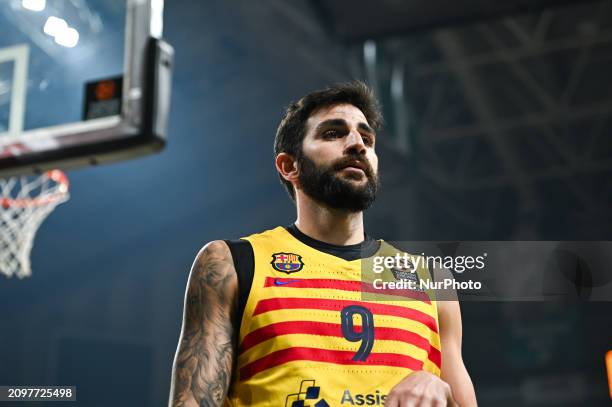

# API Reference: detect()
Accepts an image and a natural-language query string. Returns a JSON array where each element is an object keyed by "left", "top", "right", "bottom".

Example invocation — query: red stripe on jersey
[
  {"left": 240, "top": 347, "right": 424, "bottom": 380},
  {"left": 239, "top": 320, "right": 441, "bottom": 369},
  {"left": 253, "top": 297, "right": 439, "bottom": 333},
  {"left": 265, "top": 277, "right": 431, "bottom": 303}
]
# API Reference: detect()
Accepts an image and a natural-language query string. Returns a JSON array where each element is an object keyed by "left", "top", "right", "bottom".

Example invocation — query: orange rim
[
  {"left": 0, "top": 169, "right": 69, "bottom": 208},
  {"left": 607, "top": 350, "right": 612, "bottom": 399}
]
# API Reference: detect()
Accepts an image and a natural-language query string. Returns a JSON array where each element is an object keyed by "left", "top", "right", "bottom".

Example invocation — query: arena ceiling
[{"left": 232, "top": 0, "right": 612, "bottom": 239}]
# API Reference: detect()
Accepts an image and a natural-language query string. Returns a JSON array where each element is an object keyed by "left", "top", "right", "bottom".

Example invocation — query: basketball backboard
[{"left": 0, "top": 0, "right": 173, "bottom": 177}]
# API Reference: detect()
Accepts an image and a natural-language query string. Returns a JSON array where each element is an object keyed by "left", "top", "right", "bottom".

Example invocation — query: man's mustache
[{"left": 332, "top": 155, "right": 374, "bottom": 178}]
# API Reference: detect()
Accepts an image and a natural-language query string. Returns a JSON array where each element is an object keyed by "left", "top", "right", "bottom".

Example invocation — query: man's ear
[{"left": 275, "top": 153, "right": 300, "bottom": 185}]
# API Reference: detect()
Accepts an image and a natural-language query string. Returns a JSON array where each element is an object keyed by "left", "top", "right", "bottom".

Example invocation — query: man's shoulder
[
  {"left": 187, "top": 241, "right": 238, "bottom": 302},
  {"left": 197, "top": 240, "right": 231, "bottom": 259},
  {"left": 192, "top": 240, "right": 235, "bottom": 277}
]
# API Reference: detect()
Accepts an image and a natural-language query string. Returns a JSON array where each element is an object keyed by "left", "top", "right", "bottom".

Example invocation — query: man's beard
[{"left": 297, "top": 152, "right": 379, "bottom": 213}]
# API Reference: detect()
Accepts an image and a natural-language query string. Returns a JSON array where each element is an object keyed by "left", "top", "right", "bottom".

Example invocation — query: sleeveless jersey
[{"left": 226, "top": 226, "right": 441, "bottom": 406}]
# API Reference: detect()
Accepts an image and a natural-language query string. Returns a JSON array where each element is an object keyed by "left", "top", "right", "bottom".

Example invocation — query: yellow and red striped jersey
[{"left": 226, "top": 226, "right": 441, "bottom": 406}]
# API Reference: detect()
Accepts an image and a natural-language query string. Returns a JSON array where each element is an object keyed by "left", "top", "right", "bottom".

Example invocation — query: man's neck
[{"left": 294, "top": 193, "right": 365, "bottom": 246}]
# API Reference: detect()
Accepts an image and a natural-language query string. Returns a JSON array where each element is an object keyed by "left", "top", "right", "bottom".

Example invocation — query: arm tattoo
[{"left": 170, "top": 241, "right": 238, "bottom": 407}]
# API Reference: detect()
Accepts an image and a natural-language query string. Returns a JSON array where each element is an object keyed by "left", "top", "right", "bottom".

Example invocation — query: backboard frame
[
  {"left": 0, "top": 0, "right": 173, "bottom": 177},
  {"left": 0, "top": 44, "right": 28, "bottom": 140}
]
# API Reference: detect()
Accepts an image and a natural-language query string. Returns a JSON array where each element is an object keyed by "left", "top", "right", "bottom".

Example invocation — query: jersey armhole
[{"left": 224, "top": 239, "right": 255, "bottom": 334}]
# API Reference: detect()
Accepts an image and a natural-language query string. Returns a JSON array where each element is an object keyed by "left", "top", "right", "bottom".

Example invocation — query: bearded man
[{"left": 169, "top": 82, "right": 477, "bottom": 407}]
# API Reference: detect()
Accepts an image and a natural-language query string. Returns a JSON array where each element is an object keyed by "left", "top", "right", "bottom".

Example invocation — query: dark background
[{"left": 1, "top": 0, "right": 612, "bottom": 405}]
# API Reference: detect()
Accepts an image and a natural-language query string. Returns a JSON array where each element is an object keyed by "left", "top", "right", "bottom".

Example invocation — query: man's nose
[{"left": 344, "top": 129, "right": 366, "bottom": 155}]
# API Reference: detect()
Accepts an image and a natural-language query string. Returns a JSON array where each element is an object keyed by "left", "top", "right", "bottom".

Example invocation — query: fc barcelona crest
[{"left": 271, "top": 252, "right": 304, "bottom": 274}]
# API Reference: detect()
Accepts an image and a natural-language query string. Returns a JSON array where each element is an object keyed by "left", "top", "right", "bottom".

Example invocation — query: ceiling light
[
  {"left": 43, "top": 16, "right": 67, "bottom": 37},
  {"left": 54, "top": 27, "right": 79, "bottom": 48},
  {"left": 22, "top": 0, "right": 46, "bottom": 12}
]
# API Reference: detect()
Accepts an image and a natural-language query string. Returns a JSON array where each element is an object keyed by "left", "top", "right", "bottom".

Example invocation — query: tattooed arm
[{"left": 169, "top": 241, "right": 238, "bottom": 407}]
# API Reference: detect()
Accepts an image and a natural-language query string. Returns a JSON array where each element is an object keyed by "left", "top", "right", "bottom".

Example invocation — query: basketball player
[{"left": 169, "top": 82, "right": 477, "bottom": 406}]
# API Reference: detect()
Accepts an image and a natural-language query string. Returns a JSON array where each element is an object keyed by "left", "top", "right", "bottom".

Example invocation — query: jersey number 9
[{"left": 341, "top": 305, "right": 375, "bottom": 361}]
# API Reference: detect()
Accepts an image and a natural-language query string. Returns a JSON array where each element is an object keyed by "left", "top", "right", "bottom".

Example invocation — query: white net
[{"left": 0, "top": 170, "right": 69, "bottom": 278}]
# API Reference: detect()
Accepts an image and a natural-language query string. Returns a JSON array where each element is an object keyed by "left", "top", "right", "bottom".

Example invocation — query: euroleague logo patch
[{"left": 271, "top": 252, "right": 304, "bottom": 274}]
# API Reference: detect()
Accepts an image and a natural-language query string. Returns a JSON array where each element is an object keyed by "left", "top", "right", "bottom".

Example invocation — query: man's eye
[
  {"left": 323, "top": 129, "right": 339, "bottom": 138},
  {"left": 363, "top": 135, "right": 374, "bottom": 146}
]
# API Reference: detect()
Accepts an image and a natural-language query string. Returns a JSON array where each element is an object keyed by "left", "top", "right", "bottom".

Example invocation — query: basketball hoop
[{"left": 0, "top": 170, "right": 69, "bottom": 278}]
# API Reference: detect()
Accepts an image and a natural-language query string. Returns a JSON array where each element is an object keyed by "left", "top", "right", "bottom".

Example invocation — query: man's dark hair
[{"left": 274, "top": 81, "right": 383, "bottom": 201}]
